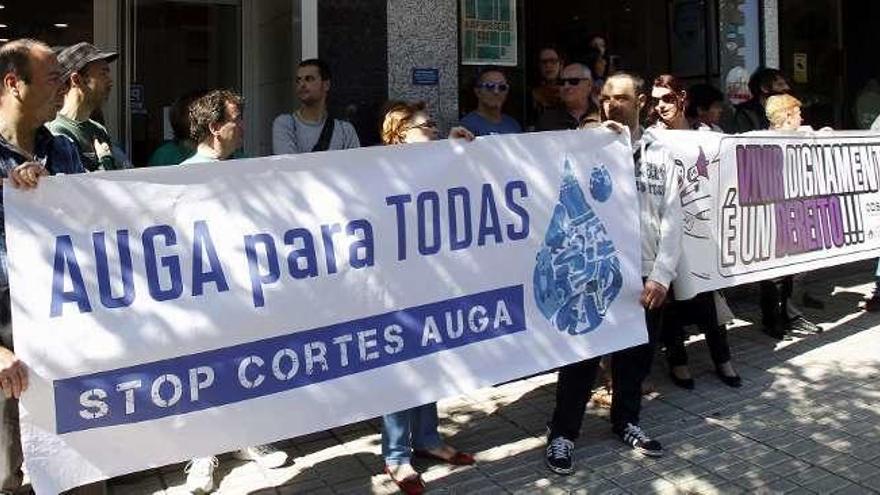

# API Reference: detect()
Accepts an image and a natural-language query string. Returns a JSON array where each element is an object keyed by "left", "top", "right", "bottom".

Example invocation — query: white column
[
  {"left": 301, "top": 0, "right": 318, "bottom": 59},
  {"left": 763, "top": 0, "right": 780, "bottom": 68},
  {"left": 93, "top": 0, "right": 122, "bottom": 143}
]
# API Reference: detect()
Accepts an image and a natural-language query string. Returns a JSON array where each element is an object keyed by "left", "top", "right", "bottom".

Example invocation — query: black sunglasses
[
  {"left": 653, "top": 93, "right": 680, "bottom": 104},
  {"left": 557, "top": 77, "right": 590, "bottom": 87}
]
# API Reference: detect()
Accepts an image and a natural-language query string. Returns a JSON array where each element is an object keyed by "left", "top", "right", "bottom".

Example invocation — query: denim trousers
[{"left": 382, "top": 402, "right": 443, "bottom": 465}]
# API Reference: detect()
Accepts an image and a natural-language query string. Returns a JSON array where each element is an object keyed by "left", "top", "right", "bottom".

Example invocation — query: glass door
[
  {"left": 779, "top": 0, "right": 842, "bottom": 129},
  {"left": 122, "top": 0, "right": 242, "bottom": 166}
]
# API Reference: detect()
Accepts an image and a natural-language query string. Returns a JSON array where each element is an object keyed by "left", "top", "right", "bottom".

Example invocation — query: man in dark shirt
[
  {"left": 733, "top": 67, "right": 790, "bottom": 132},
  {"left": 0, "top": 38, "right": 85, "bottom": 493},
  {"left": 535, "top": 62, "right": 600, "bottom": 131},
  {"left": 732, "top": 68, "right": 820, "bottom": 337},
  {"left": 47, "top": 42, "right": 126, "bottom": 171}
]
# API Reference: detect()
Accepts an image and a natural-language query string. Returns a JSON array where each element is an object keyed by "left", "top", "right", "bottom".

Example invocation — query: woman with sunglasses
[
  {"left": 648, "top": 74, "right": 689, "bottom": 130},
  {"left": 648, "top": 75, "right": 742, "bottom": 389},
  {"left": 377, "top": 100, "right": 475, "bottom": 494},
  {"left": 461, "top": 69, "right": 522, "bottom": 136}
]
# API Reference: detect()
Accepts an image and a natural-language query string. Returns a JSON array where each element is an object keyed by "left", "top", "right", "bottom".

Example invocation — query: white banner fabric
[
  {"left": 645, "top": 129, "right": 880, "bottom": 299},
  {"left": 4, "top": 130, "right": 646, "bottom": 493}
]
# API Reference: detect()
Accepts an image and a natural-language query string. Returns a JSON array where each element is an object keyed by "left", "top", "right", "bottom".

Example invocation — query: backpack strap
[{"left": 312, "top": 116, "right": 336, "bottom": 152}]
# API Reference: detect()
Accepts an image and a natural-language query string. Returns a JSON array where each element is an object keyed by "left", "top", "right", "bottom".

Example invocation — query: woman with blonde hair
[
  {"left": 765, "top": 94, "right": 803, "bottom": 130},
  {"left": 378, "top": 100, "right": 475, "bottom": 495},
  {"left": 382, "top": 101, "right": 474, "bottom": 145},
  {"left": 761, "top": 93, "right": 826, "bottom": 335}
]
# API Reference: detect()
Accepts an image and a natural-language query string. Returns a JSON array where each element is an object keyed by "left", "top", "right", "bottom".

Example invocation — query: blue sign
[
  {"left": 55, "top": 285, "right": 525, "bottom": 433},
  {"left": 130, "top": 84, "right": 147, "bottom": 115},
  {"left": 412, "top": 68, "right": 440, "bottom": 86}
]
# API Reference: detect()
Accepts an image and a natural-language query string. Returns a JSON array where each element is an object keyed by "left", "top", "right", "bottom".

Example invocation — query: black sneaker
[
  {"left": 616, "top": 423, "right": 663, "bottom": 457},
  {"left": 787, "top": 315, "right": 822, "bottom": 334},
  {"left": 545, "top": 436, "right": 574, "bottom": 475}
]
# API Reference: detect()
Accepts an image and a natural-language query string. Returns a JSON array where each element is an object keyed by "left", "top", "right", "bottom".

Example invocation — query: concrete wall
[{"left": 387, "top": 0, "right": 459, "bottom": 134}]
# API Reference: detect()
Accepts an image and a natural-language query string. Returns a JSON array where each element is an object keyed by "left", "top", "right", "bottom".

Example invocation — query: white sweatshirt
[{"left": 635, "top": 130, "right": 683, "bottom": 289}]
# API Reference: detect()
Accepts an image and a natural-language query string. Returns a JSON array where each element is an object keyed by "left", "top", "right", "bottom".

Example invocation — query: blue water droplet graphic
[
  {"left": 534, "top": 159, "right": 623, "bottom": 335},
  {"left": 590, "top": 165, "right": 613, "bottom": 202}
]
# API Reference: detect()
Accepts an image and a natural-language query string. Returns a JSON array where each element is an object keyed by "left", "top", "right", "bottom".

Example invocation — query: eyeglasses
[
  {"left": 406, "top": 120, "right": 437, "bottom": 131},
  {"left": 477, "top": 82, "right": 509, "bottom": 93},
  {"left": 557, "top": 77, "right": 590, "bottom": 87}
]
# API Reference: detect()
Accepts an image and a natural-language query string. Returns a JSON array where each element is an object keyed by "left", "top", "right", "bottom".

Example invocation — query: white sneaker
[
  {"left": 234, "top": 444, "right": 289, "bottom": 469},
  {"left": 184, "top": 456, "right": 218, "bottom": 493}
]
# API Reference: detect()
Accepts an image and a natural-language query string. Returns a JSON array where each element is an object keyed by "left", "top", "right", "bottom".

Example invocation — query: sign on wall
[{"left": 460, "top": 0, "right": 517, "bottom": 66}]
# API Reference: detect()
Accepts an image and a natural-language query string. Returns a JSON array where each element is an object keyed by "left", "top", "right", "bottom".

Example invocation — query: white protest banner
[
  {"left": 645, "top": 129, "right": 880, "bottom": 300},
  {"left": 5, "top": 129, "right": 645, "bottom": 493}
]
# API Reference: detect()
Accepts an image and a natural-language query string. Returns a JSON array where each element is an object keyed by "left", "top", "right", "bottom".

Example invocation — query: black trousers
[
  {"left": 662, "top": 291, "right": 731, "bottom": 367},
  {"left": 760, "top": 276, "right": 794, "bottom": 326},
  {"left": 549, "top": 307, "right": 663, "bottom": 441}
]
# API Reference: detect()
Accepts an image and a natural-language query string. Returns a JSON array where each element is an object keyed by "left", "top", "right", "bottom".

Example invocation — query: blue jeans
[{"left": 382, "top": 403, "right": 443, "bottom": 465}]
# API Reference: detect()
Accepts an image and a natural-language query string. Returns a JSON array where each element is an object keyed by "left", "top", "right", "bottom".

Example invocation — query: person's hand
[
  {"left": 0, "top": 347, "right": 28, "bottom": 399},
  {"left": 448, "top": 126, "right": 475, "bottom": 141},
  {"left": 8, "top": 161, "right": 48, "bottom": 190},
  {"left": 640, "top": 280, "right": 668, "bottom": 310},
  {"left": 94, "top": 139, "right": 113, "bottom": 160},
  {"left": 600, "top": 121, "right": 627, "bottom": 134}
]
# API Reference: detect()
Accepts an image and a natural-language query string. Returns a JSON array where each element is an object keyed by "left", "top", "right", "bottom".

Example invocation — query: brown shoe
[{"left": 384, "top": 466, "right": 425, "bottom": 495}]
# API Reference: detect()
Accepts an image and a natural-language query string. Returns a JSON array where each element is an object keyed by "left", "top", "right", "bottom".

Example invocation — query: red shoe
[
  {"left": 384, "top": 466, "right": 425, "bottom": 495},
  {"left": 413, "top": 449, "right": 476, "bottom": 466}
]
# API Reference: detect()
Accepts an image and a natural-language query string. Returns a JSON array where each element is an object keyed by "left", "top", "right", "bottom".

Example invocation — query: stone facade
[{"left": 387, "top": 0, "right": 460, "bottom": 135}]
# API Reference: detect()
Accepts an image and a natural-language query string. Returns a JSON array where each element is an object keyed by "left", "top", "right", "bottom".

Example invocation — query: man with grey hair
[{"left": 535, "top": 62, "right": 600, "bottom": 131}]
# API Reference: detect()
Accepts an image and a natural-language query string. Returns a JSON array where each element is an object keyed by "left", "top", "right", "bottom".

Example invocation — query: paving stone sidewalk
[{"left": 110, "top": 262, "right": 880, "bottom": 494}]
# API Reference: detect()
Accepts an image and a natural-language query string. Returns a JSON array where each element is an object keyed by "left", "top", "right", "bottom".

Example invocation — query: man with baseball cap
[{"left": 47, "top": 42, "right": 128, "bottom": 171}]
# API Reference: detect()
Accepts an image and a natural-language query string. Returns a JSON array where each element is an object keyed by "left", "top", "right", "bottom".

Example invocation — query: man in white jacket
[{"left": 544, "top": 72, "right": 683, "bottom": 476}]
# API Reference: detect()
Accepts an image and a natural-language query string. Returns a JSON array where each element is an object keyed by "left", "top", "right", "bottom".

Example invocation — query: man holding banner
[
  {"left": 178, "top": 89, "right": 290, "bottom": 493},
  {"left": 545, "top": 72, "right": 683, "bottom": 475},
  {"left": 0, "top": 39, "right": 86, "bottom": 493}
]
